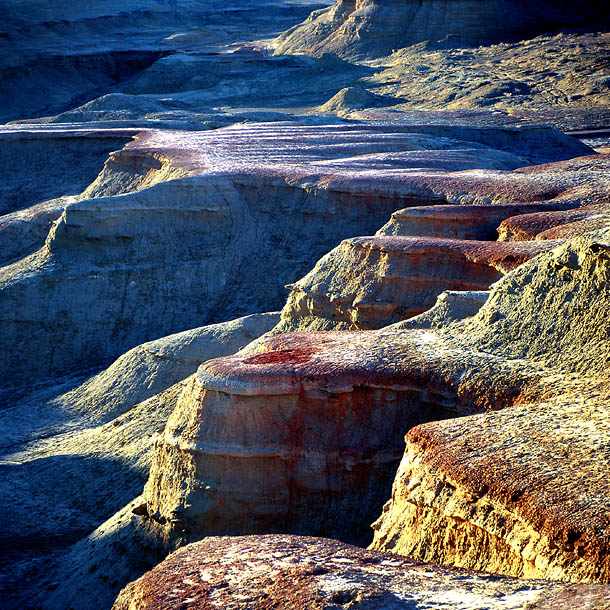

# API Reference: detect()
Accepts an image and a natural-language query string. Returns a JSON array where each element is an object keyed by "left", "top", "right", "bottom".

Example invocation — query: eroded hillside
[{"left": 1, "top": 1, "right": 610, "bottom": 609}]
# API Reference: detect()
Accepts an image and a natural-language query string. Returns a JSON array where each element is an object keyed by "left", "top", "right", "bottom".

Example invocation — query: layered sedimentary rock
[
  {"left": 141, "top": 229, "right": 610, "bottom": 587},
  {"left": 0, "top": 309, "right": 282, "bottom": 610},
  {"left": 274, "top": 0, "right": 609, "bottom": 60},
  {"left": 275, "top": 236, "right": 557, "bottom": 332},
  {"left": 371, "top": 230, "right": 610, "bottom": 582},
  {"left": 1, "top": 122, "right": 590, "bottom": 388},
  {"left": 0, "top": 126, "right": 140, "bottom": 266},
  {"left": 498, "top": 203, "right": 610, "bottom": 241},
  {"left": 372, "top": 396, "right": 610, "bottom": 583},
  {"left": 141, "top": 319, "right": 535, "bottom": 546},
  {"left": 377, "top": 203, "right": 570, "bottom": 240},
  {"left": 112, "top": 535, "right": 610, "bottom": 610}
]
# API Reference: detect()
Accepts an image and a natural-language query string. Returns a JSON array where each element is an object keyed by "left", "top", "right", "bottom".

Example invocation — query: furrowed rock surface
[
  {"left": 274, "top": 235, "right": 558, "bottom": 332},
  {"left": 1, "top": 122, "right": 587, "bottom": 388},
  {"left": 142, "top": 320, "right": 537, "bottom": 547},
  {"left": 112, "top": 535, "right": 610, "bottom": 610},
  {"left": 141, "top": 230, "right": 610, "bottom": 587},
  {"left": 273, "top": 0, "right": 609, "bottom": 60},
  {"left": 371, "top": 230, "right": 610, "bottom": 582}
]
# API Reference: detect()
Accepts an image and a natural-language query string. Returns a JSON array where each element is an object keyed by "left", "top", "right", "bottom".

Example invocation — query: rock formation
[
  {"left": 2, "top": 2, "right": 610, "bottom": 609},
  {"left": 274, "top": 236, "right": 557, "bottom": 332},
  {"left": 371, "top": 230, "right": 610, "bottom": 582},
  {"left": 274, "top": 0, "right": 609, "bottom": 60},
  {"left": 135, "top": 227, "right": 610, "bottom": 587},
  {"left": 0, "top": 313, "right": 279, "bottom": 609},
  {"left": 377, "top": 203, "right": 570, "bottom": 240},
  {"left": 112, "top": 535, "right": 610, "bottom": 610},
  {"left": 498, "top": 203, "right": 610, "bottom": 241},
  {"left": 1, "top": 122, "right": 590, "bottom": 388}
]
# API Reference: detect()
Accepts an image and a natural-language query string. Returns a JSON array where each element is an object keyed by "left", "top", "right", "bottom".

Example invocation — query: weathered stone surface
[
  {"left": 1, "top": 0, "right": 328, "bottom": 123},
  {"left": 498, "top": 203, "right": 610, "bottom": 241},
  {"left": 140, "top": 230, "right": 610, "bottom": 589},
  {"left": 2, "top": 122, "right": 582, "bottom": 388},
  {"left": 274, "top": 0, "right": 608, "bottom": 60},
  {"left": 377, "top": 203, "right": 571, "bottom": 240},
  {"left": 275, "top": 235, "right": 557, "bottom": 332},
  {"left": 112, "top": 535, "right": 610, "bottom": 610},
  {"left": 355, "top": 32, "right": 610, "bottom": 117},
  {"left": 371, "top": 230, "right": 610, "bottom": 582},
  {"left": 371, "top": 395, "right": 610, "bottom": 583},
  {"left": 141, "top": 318, "right": 534, "bottom": 547}
]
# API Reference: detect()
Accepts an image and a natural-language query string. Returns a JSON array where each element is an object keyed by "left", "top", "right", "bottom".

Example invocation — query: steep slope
[
  {"left": 371, "top": 230, "right": 610, "bottom": 581},
  {"left": 274, "top": 0, "right": 609, "bottom": 60}
]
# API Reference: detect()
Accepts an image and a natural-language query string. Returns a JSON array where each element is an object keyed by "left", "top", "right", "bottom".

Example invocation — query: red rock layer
[
  {"left": 278, "top": 235, "right": 559, "bottom": 331},
  {"left": 377, "top": 203, "right": 573, "bottom": 240},
  {"left": 498, "top": 204, "right": 610, "bottom": 241},
  {"left": 112, "top": 535, "right": 610, "bottom": 610},
  {"left": 143, "top": 326, "right": 536, "bottom": 545}
]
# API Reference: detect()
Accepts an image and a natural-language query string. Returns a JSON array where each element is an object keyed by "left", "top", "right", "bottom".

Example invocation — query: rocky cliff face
[
  {"left": 142, "top": 329, "right": 487, "bottom": 546},
  {"left": 2, "top": 122, "right": 591, "bottom": 389},
  {"left": 274, "top": 0, "right": 609, "bottom": 59},
  {"left": 274, "top": 236, "right": 556, "bottom": 332},
  {"left": 3, "top": 2, "right": 610, "bottom": 608},
  {"left": 371, "top": 230, "right": 610, "bottom": 581}
]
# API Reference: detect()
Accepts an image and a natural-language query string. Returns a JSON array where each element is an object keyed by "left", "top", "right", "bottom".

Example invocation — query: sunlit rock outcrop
[
  {"left": 2, "top": 122, "right": 590, "bottom": 388},
  {"left": 141, "top": 321, "right": 531, "bottom": 547},
  {"left": 111, "top": 535, "right": 610, "bottom": 610},
  {"left": 274, "top": 0, "right": 608, "bottom": 60},
  {"left": 371, "top": 230, "right": 610, "bottom": 582},
  {"left": 275, "top": 235, "right": 557, "bottom": 332},
  {"left": 498, "top": 203, "right": 610, "bottom": 241},
  {"left": 139, "top": 229, "right": 610, "bottom": 587}
]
